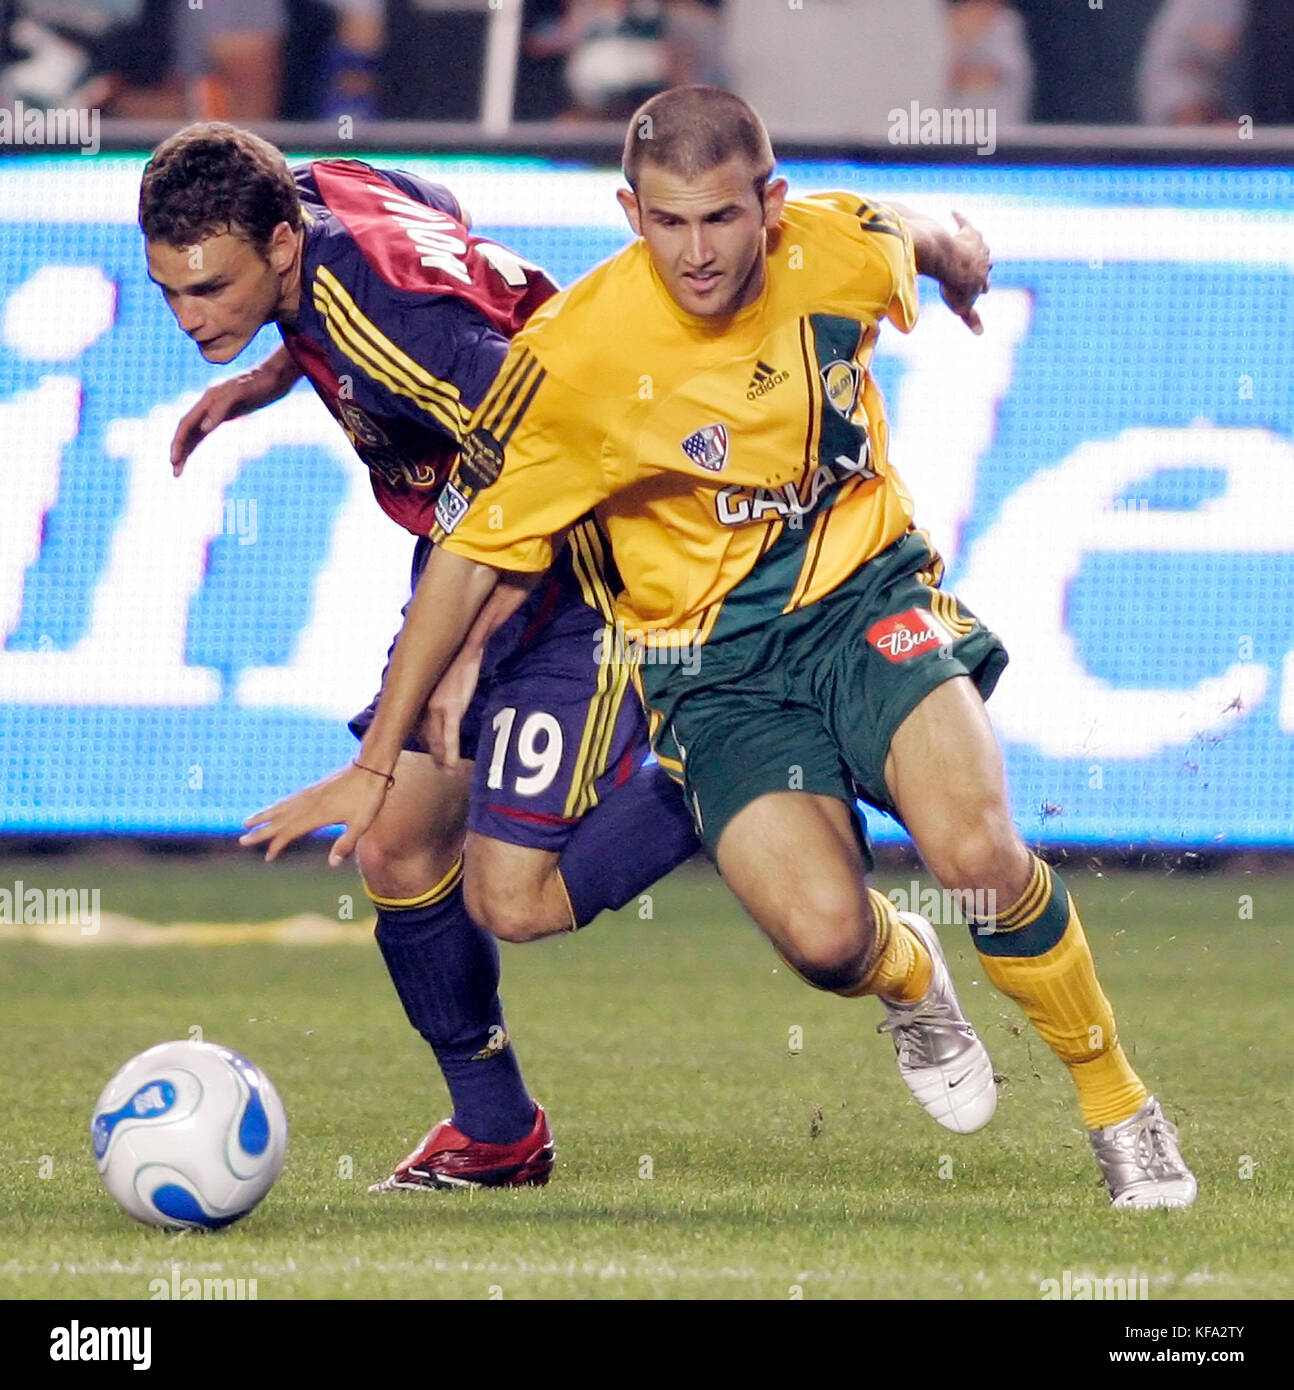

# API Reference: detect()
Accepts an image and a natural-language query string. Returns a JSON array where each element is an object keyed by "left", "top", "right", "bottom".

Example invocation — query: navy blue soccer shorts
[{"left": 350, "top": 534, "right": 648, "bottom": 853}]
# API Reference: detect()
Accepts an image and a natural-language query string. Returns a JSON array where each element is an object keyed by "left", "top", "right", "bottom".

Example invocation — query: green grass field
[{"left": 1, "top": 849, "right": 1289, "bottom": 1301}]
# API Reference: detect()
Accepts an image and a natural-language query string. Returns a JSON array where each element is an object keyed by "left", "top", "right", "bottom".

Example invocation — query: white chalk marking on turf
[
  {"left": 0, "top": 1256, "right": 834, "bottom": 1284},
  {"left": 0, "top": 914, "right": 374, "bottom": 946},
  {"left": 0, "top": 1258, "right": 1250, "bottom": 1296}
]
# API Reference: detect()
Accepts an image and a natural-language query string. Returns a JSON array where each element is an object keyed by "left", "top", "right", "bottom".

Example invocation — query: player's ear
[
  {"left": 762, "top": 178, "right": 788, "bottom": 230},
  {"left": 266, "top": 220, "right": 298, "bottom": 271},
  {"left": 616, "top": 187, "right": 643, "bottom": 237}
]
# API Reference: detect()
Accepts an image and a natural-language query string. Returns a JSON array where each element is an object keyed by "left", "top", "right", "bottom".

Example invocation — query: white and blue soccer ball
[{"left": 91, "top": 1040, "right": 288, "bottom": 1230}]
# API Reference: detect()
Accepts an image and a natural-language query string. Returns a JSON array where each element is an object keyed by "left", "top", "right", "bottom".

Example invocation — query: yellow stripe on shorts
[{"left": 563, "top": 526, "right": 623, "bottom": 818}]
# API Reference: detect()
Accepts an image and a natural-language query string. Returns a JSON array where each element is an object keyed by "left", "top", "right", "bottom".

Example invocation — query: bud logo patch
[{"left": 867, "top": 608, "right": 954, "bottom": 662}]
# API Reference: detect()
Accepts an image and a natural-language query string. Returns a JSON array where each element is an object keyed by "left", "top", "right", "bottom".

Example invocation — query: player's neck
[{"left": 734, "top": 254, "right": 767, "bottom": 313}]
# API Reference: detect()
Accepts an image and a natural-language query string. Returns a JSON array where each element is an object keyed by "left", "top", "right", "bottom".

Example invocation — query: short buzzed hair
[
  {"left": 139, "top": 122, "right": 300, "bottom": 251},
  {"left": 623, "top": 87, "right": 775, "bottom": 196}
]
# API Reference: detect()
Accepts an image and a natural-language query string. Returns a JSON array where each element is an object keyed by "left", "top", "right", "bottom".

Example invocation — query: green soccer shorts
[{"left": 644, "top": 530, "right": 1009, "bottom": 861}]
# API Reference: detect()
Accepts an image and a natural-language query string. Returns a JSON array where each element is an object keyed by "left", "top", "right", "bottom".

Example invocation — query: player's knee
[
  {"left": 778, "top": 888, "right": 877, "bottom": 991},
  {"left": 356, "top": 835, "right": 402, "bottom": 899},
  {"left": 357, "top": 829, "right": 455, "bottom": 902},
  {"left": 927, "top": 819, "right": 1027, "bottom": 898},
  {"left": 462, "top": 880, "right": 550, "bottom": 944},
  {"left": 784, "top": 937, "right": 874, "bottom": 992}
]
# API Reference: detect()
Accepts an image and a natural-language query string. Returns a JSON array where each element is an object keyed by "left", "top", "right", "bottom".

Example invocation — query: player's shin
[
  {"left": 369, "top": 857, "right": 537, "bottom": 1144},
  {"left": 968, "top": 854, "right": 1148, "bottom": 1129},
  {"left": 556, "top": 763, "right": 700, "bottom": 928},
  {"left": 779, "top": 886, "right": 997, "bottom": 1135}
]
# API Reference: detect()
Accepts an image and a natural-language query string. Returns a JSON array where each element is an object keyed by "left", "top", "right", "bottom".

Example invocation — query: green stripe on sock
[{"left": 969, "top": 870, "right": 1071, "bottom": 958}]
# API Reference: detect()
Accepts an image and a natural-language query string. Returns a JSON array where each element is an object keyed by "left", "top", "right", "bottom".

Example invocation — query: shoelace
[
  {"left": 1110, "top": 1109, "right": 1182, "bottom": 1176},
  {"left": 875, "top": 997, "right": 973, "bottom": 1060},
  {"left": 1136, "top": 1112, "right": 1182, "bottom": 1173}
]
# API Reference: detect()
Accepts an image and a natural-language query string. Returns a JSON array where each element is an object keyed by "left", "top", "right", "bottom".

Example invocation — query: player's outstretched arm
[
  {"left": 887, "top": 203, "right": 992, "bottom": 335},
  {"left": 240, "top": 547, "right": 502, "bottom": 865},
  {"left": 170, "top": 347, "right": 303, "bottom": 476}
]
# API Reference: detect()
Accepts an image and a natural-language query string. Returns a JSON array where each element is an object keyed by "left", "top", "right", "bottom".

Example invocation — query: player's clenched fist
[
  {"left": 240, "top": 762, "right": 392, "bottom": 866},
  {"left": 170, "top": 347, "right": 302, "bottom": 476}
]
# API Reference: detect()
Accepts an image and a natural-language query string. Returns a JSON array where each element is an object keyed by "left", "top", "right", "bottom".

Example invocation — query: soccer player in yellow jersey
[{"left": 245, "top": 87, "right": 1197, "bottom": 1207}]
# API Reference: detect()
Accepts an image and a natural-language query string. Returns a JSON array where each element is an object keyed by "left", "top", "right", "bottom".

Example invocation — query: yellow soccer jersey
[{"left": 432, "top": 193, "right": 919, "bottom": 648}]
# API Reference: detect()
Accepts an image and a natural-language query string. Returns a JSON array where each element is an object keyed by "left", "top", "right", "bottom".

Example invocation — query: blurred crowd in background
[{"left": 1, "top": 0, "right": 1290, "bottom": 133}]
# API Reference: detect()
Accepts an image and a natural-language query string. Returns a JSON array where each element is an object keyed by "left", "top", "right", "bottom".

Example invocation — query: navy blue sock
[
  {"left": 559, "top": 763, "right": 699, "bottom": 928},
  {"left": 371, "top": 864, "right": 536, "bottom": 1144}
]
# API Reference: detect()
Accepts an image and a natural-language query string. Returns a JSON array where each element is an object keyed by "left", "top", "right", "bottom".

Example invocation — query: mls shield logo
[
  {"left": 434, "top": 480, "right": 470, "bottom": 534},
  {"left": 680, "top": 423, "right": 729, "bottom": 473}
]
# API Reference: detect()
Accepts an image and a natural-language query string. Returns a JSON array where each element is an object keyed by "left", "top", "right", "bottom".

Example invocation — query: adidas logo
[{"left": 746, "top": 360, "right": 790, "bottom": 400}]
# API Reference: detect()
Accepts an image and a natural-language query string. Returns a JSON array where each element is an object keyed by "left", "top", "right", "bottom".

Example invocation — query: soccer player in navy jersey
[{"left": 139, "top": 124, "right": 698, "bottom": 1190}]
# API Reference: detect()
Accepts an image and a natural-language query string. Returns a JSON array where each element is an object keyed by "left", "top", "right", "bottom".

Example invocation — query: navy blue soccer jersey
[
  {"left": 280, "top": 159, "right": 558, "bottom": 535},
  {"left": 278, "top": 166, "right": 682, "bottom": 863}
]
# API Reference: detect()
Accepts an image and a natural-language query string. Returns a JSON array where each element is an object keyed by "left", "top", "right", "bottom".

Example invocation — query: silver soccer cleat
[
  {"left": 1089, "top": 1096, "right": 1198, "bottom": 1208},
  {"left": 876, "top": 912, "right": 998, "bottom": 1134}
]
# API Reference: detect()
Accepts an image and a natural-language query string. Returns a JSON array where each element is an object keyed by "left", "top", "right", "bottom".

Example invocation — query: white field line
[
  {"left": 0, "top": 1257, "right": 1240, "bottom": 1291},
  {"left": 0, "top": 914, "right": 374, "bottom": 946},
  {"left": 2, "top": 1255, "right": 818, "bottom": 1284}
]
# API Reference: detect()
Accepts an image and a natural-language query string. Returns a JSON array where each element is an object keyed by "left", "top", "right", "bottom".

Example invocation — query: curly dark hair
[{"left": 139, "top": 123, "right": 301, "bottom": 250}]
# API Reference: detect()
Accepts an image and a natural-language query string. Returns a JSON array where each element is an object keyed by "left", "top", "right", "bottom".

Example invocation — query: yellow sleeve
[
  {"left": 862, "top": 199, "right": 919, "bottom": 333},
  {"left": 431, "top": 342, "right": 611, "bottom": 571},
  {"left": 803, "top": 192, "right": 920, "bottom": 334}
]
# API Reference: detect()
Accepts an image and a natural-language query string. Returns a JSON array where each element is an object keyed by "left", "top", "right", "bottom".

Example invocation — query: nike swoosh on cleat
[{"left": 947, "top": 1071, "right": 975, "bottom": 1089}]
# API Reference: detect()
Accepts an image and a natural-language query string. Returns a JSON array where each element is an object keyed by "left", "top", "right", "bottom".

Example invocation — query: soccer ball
[{"left": 90, "top": 1040, "right": 288, "bottom": 1230}]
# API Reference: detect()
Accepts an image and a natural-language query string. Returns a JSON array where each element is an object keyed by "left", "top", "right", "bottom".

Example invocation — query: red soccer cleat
[{"left": 368, "top": 1105, "right": 554, "bottom": 1191}]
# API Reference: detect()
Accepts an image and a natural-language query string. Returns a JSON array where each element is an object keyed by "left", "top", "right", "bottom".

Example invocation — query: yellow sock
[
  {"left": 836, "top": 888, "right": 932, "bottom": 1003},
  {"left": 974, "top": 855, "right": 1147, "bottom": 1129}
]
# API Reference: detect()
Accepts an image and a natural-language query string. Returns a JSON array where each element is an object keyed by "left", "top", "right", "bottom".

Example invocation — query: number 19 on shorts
[{"left": 486, "top": 707, "right": 564, "bottom": 795}]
